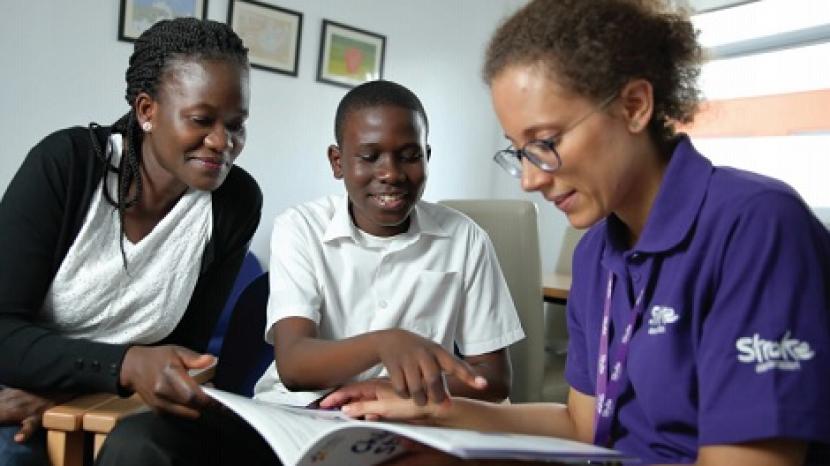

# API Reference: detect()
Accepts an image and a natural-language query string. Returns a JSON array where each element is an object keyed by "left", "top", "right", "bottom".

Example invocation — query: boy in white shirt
[{"left": 254, "top": 80, "right": 524, "bottom": 407}]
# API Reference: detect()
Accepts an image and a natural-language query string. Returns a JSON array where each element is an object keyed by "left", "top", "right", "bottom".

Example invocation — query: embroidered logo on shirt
[
  {"left": 736, "top": 331, "right": 815, "bottom": 373},
  {"left": 647, "top": 305, "right": 679, "bottom": 335}
]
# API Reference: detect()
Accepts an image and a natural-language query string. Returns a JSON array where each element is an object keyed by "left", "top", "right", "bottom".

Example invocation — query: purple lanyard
[{"left": 592, "top": 270, "right": 647, "bottom": 447}]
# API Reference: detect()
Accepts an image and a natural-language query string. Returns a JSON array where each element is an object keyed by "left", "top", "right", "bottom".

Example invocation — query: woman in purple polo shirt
[{"left": 322, "top": 0, "right": 830, "bottom": 464}]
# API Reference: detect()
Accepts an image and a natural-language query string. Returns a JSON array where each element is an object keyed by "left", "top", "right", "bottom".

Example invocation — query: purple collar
[{"left": 604, "top": 136, "right": 714, "bottom": 262}]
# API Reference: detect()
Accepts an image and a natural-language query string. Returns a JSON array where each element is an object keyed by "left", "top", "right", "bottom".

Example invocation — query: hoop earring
[{"left": 141, "top": 122, "right": 153, "bottom": 133}]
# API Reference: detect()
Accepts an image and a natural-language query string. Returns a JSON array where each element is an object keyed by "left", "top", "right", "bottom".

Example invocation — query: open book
[{"left": 204, "top": 387, "right": 636, "bottom": 466}]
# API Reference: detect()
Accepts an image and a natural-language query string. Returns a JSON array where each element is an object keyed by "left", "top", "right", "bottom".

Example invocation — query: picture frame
[
  {"left": 316, "top": 20, "right": 386, "bottom": 89},
  {"left": 228, "top": 0, "right": 303, "bottom": 76},
  {"left": 118, "top": 0, "right": 208, "bottom": 43}
]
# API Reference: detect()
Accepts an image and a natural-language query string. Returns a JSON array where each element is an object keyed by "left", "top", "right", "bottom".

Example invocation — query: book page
[
  {"left": 204, "top": 387, "right": 635, "bottom": 465},
  {"left": 204, "top": 387, "right": 358, "bottom": 465},
  {"left": 295, "top": 421, "right": 633, "bottom": 466},
  {"left": 368, "top": 424, "right": 633, "bottom": 462}
]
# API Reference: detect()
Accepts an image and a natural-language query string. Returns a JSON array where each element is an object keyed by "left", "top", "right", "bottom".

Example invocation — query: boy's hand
[
  {"left": 119, "top": 345, "right": 216, "bottom": 418},
  {"left": 374, "top": 329, "right": 487, "bottom": 406}
]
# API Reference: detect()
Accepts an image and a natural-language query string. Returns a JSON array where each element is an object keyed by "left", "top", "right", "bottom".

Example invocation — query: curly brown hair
[{"left": 484, "top": 0, "right": 702, "bottom": 146}]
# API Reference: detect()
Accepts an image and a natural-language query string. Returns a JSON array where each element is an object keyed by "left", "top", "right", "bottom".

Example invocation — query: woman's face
[
  {"left": 490, "top": 64, "right": 648, "bottom": 230},
  {"left": 138, "top": 58, "right": 250, "bottom": 193}
]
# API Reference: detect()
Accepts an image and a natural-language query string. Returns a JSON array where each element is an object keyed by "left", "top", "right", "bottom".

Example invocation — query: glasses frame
[{"left": 493, "top": 93, "right": 618, "bottom": 178}]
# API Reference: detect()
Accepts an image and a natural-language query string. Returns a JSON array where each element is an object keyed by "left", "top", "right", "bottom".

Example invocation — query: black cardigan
[{"left": 0, "top": 125, "right": 262, "bottom": 394}]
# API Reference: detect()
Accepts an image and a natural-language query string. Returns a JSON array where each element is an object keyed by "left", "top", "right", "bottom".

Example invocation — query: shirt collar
[
  {"left": 412, "top": 202, "right": 450, "bottom": 238},
  {"left": 322, "top": 193, "right": 449, "bottom": 243},
  {"left": 605, "top": 135, "right": 713, "bottom": 256},
  {"left": 322, "top": 193, "right": 356, "bottom": 242}
]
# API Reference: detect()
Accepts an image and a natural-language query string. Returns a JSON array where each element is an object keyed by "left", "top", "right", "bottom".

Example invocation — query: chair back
[
  {"left": 207, "top": 251, "right": 264, "bottom": 356},
  {"left": 213, "top": 272, "right": 273, "bottom": 397},
  {"left": 554, "top": 226, "right": 586, "bottom": 275},
  {"left": 439, "top": 199, "right": 545, "bottom": 402}
]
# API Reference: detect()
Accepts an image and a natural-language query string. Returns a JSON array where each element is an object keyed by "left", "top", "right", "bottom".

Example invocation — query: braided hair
[{"left": 88, "top": 17, "right": 248, "bottom": 266}]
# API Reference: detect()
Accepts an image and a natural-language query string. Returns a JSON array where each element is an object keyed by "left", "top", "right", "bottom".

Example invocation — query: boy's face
[{"left": 328, "top": 105, "right": 430, "bottom": 237}]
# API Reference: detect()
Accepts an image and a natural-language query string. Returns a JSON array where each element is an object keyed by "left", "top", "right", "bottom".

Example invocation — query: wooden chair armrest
[
  {"left": 48, "top": 360, "right": 217, "bottom": 434},
  {"left": 83, "top": 394, "right": 149, "bottom": 459},
  {"left": 43, "top": 393, "right": 119, "bottom": 466},
  {"left": 81, "top": 365, "right": 216, "bottom": 459},
  {"left": 82, "top": 393, "right": 148, "bottom": 434},
  {"left": 42, "top": 393, "right": 119, "bottom": 432},
  {"left": 41, "top": 360, "right": 216, "bottom": 465}
]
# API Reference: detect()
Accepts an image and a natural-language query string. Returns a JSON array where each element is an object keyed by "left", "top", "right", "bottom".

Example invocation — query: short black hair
[{"left": 334, "top": 80, "right": 429, "bottom": 145}]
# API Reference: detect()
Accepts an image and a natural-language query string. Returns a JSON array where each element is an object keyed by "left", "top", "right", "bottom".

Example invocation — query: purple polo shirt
[{"left": 565, "top": 136, "right": 830, "bottom": 464}]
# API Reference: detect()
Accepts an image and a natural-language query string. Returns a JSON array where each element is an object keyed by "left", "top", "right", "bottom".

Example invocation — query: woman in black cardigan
[{"left": 0, "top": 17, "right": 261, "bottom": 465}]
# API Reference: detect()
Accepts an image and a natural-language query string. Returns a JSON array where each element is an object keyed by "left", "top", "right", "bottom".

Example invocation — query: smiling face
[
  {"left": 328, "top": 105, "right": 430, "bottom": 237},
  {"left": 136, "top": 58, "right": 250, "bottom": 193},
  {"left": 490, "top": 64, "right": 661, "bottom": 231}
]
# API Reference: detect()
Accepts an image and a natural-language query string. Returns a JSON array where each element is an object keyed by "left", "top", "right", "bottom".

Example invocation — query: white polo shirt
[{"left": 254, "top": 194, "right": 525, "bottom": 406}]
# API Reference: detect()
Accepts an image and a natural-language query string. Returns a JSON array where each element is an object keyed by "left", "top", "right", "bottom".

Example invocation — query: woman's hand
[
  {"left": 323, "top": 381, "right": 450, "bottom": 422},
  {"left": 318, "top": 377, "right": 393, "bottom": 408},
  {"left": 374, "top": 329, "right": 487, "bottom": 406},
  {"left": 0, "top": 388, "right": 74, "bottom": 442},
  {"left": 119, "top": 345, "right": 216, "bottom": 418}
]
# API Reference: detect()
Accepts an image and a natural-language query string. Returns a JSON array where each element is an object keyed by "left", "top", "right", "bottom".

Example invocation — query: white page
[
  {"left": 204, "top": 387, "right": 353, "bottom": 465},
  {"left": 204, "top": 387, "right": 635, "bottom": 466}
]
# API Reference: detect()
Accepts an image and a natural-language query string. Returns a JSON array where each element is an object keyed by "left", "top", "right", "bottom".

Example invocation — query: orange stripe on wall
[{"left": 678, "top": 89, "right": 830, "bottom": 138}]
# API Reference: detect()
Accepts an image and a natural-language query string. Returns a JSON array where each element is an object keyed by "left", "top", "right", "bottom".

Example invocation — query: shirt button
[
  {"left": 378, "top": 300, "right": 388, "bottom": 309},
  {"left": 633, "top": 273, "right": 641, "bottom": 282},
  {"left": 91, "top": 361, "right": 101, "bottom": 372},
  {"left": 109, "top": 363, "right": 119, "bottom": 376},
  {"left": 74, "top": 358, "right": 84, "bottom": 370}
]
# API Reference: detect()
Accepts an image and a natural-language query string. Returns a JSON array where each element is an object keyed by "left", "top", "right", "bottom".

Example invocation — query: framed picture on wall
[
  {"left": 316, "top": 20, "right": 385, "bottom": 89},
  {"left": 118, "top": 0, "right": 208, "bottom": 42},
  {"left": 228, "top": 0, "right": 303, "bottom": 76}
]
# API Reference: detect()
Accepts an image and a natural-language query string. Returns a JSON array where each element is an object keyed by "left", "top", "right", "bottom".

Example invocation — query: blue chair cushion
[
  {"left": 213, "top": 272, "right": 273, "bottom": 397},
  {"left": 207, "top": 251, "right": 264, "bottom": 356}
]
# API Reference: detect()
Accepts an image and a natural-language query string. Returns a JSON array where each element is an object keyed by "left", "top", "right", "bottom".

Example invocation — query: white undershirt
[
  {"left": 39, "top": 134, "right": 213, "bottom": 345},
  {"left": 352, "top": 224, "right": 408, "bottom": 252}
]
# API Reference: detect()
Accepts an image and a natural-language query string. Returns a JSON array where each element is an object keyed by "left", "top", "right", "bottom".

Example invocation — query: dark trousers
[{"left": 95, "top": 407, "right": 278, "bottom": 466}]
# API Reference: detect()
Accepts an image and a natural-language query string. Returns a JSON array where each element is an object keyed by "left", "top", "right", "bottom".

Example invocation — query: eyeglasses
[{"left": 493, "top": 94, "right": 617, "bottom": 178}]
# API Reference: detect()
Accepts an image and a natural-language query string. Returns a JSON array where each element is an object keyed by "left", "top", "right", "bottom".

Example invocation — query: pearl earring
[{"left": 142, "top": 121, "right": 152, "bottom": 132}]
